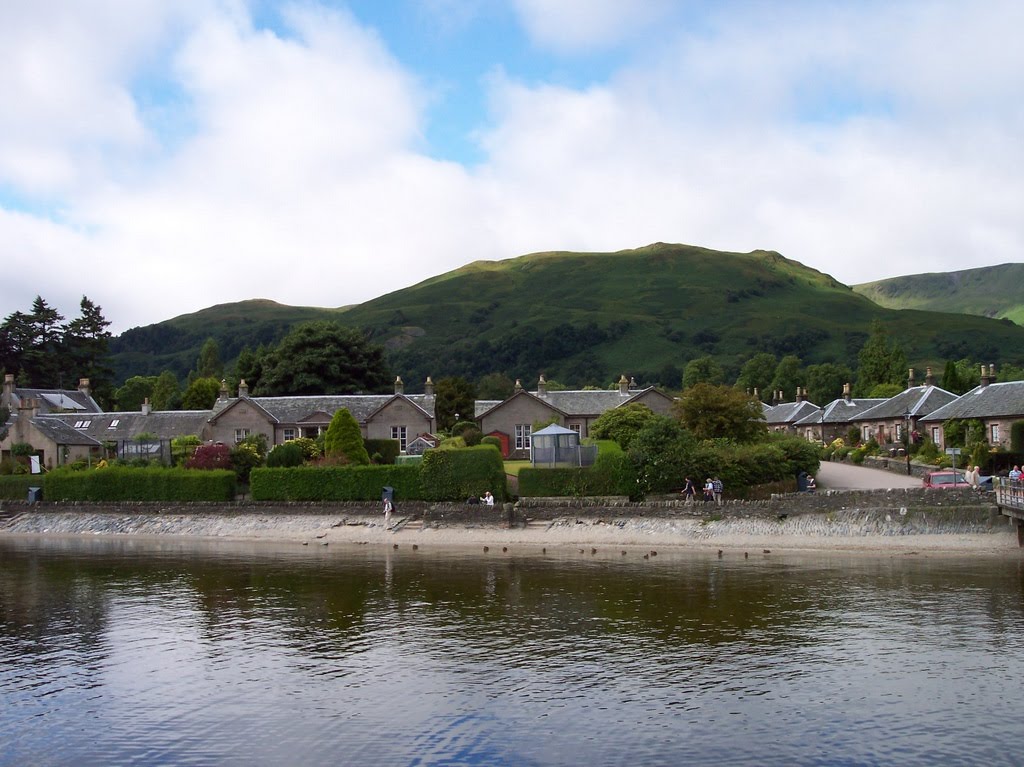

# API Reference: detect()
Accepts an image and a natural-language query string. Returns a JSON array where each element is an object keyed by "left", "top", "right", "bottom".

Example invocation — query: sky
[{"left": 2, "top": 0, "right": 1022, "bottom": 334}]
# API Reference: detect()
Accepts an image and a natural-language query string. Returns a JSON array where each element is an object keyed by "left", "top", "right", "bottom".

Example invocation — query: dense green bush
[
  {"left": 267, "top": 442, "right": 305, "bottom": 468},
  {"left": 481, "top": 435, "right": 502, "bottom": 451},
  {"left": 1012, "top": 421, "right": 1024, "bottom": 453},
  {"left": 250, "top": 465, "right": 421, "bottom": 502},
  {"left": 364, "top": 439, "right": 401, "bottom": 465},
  {"left": 43, "top": 467, "right": 236, "bottom": 501},
  {"left": 420, "top": 445, "right": 507, "bottom": 501},
  {"left": 0, "top": 475, "right": 36, "bottom": 500}
]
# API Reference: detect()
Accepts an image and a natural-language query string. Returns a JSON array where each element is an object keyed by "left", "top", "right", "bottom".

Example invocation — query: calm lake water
[{"left": 2, "top": 537, "right": 1023, "bottom": 767}]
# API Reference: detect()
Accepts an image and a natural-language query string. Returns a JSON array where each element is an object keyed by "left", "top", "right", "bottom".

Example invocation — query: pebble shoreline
[{"left": 1, "top": 509, "right": 1019, "bottom": 553}]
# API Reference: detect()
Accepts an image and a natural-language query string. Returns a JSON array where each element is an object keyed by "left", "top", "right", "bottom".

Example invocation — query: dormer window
[
  {"left": 74, "top": 420, "right": 91, "bottom": 428},
  {"left": 108, "top": 419, "right": 120, "bottom": 429}
]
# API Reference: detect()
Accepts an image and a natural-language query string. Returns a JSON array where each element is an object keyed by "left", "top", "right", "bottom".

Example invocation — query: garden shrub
[
  {"left": 186, "top": 443, "right": 232, "bottom": 470},
  {"left": 518, "top": 448, "right": 637, "bottom": 498},
  {"left": 267, "top": 442, "right": 305, "bottom": 468},
  {"left": 250, "top": 465, "right": 421, "bottom": 502},
  {"left": 481, "top": 435, "right": 502, "bottom": 451},
  {"left": 171, "top": 435, "right": 202, "bottom": 466},
  {"left": 1012, "top": 421, "right": 1024, "bottom": 453},
  {"left": 323, "top": 408, "right": 369, "bottom": 465},
  {"left": 43, "top": 466, "right": 236, "bottom": 501},
  {"left": 364, "top": 439, "right": 401, "bottom": 465},
  {"left": 420, "top": 444, "right": 507, "bottom": 501}
]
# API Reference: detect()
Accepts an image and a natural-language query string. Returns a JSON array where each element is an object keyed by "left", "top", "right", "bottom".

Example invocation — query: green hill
[
  {"left": 109, "top": 244, "right": 1024, "bottom": 389},
  {"left": 853, "top": 263, "right": 1024, "bottom": 325},
  {"left": 109, "top": 299, "right": 347, "bottom": 381}
]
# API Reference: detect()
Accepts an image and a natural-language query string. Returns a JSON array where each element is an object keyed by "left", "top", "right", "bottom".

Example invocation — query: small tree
[
  {"left": 171, "top": 435, "right": 202, "bottom": 465},
  {"left": 267, "top": 441, "right": 305, "bottom": 467},
  {"left": 323, "top": 408, "right": 370, "bottom": 465},
  {"left": 186, "top": 443, "right": 232, "bottom": 470},
  {"left": 590, "top": 403, "right": 659, "bottom": 450},
  {"left": 676, "top": 384, "right": 767, "bottom": 442}
]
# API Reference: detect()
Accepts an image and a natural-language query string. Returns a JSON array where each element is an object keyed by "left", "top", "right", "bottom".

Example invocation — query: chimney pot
[
  {"left": 424, "top": 376, "right": 434, "bottom": 396},
  {"left": 238, "top": 379, "right": 249, "bottom": 398},
  {"left": 394, "top": 376, "right": 404, "bottom": 395},
  {"left": 618, "top": 375, "right": 629, "bottom": 395}
]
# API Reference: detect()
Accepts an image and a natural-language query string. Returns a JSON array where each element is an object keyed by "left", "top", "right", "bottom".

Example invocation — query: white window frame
[
  {"left": 515, "top": 424, "right": 532, "bottom": 451},
  {"left": 931, "top": 426, "right": 940, "bottom": 445},
  {"left": 569, "top": 423, "right": 581, "bottom": 435},
  {"left": 234, "top": 428, "right": 250, "bottom": 443},
  {"left": 391, "top": 425, "right": 408, "bottom": 452},
  {"left": 991, "top": 423, "right": 1000, "bottom": 443},
  {"left": 283, "top": 428, "right": 296, "bottom": 441}
]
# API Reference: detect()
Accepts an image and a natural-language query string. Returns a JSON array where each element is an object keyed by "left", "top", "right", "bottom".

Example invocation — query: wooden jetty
[{"left": 994, "top": 478, "right": 1024, "bottom": 547}]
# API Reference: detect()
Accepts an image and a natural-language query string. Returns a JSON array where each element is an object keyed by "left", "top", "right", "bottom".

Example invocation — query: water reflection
[{"left": 1, "top": 537, "right": 1023, "bottom": 766}]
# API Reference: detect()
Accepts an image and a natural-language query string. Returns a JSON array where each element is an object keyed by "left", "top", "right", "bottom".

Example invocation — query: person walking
[
  {"left": 703, "top": 478, "right": 714, "bottom": 503},
  {"left": 682, "top": 477, "right": 696, "bottom": 505},
  {"left": 712, "top": 476, "right": 724, "bottom": 507},
  {"left": 383, "top": 496, "right": 393, "bottom": 528}
]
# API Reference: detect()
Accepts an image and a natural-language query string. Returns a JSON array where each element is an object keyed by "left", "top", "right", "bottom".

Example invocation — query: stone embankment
[{"left": 0, "top": 488, "right": 1011, "bottom": 545}]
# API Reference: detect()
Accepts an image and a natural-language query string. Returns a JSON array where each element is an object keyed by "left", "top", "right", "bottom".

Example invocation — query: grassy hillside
[
  {"left": 109, "top": 299, "right": 347, "bottom": 381},
  {"left": 853, "top": 263, "right": 1024, "bottom": 325},
  {"left": 339, "top": 243, "right": 1024, "bottom": 388},
  {"left": 108, "top": 245, "right": 1024, "bottom": 389}
]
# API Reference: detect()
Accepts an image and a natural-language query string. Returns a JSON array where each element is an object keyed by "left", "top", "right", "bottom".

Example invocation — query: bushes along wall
[
  {"left": 250, "top": 465, "right": 421, "bottom": 502},
  {"left": 43, "top": 467, "right": 236, "bottom": 502}
]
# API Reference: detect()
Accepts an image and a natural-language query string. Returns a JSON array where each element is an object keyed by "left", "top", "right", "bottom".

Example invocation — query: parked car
[
  {"left": 922, "top": 471, "right": 992, "bottom": 489},
  {"left": 923, "top": 471, "right": 968, "bottom": 488}
]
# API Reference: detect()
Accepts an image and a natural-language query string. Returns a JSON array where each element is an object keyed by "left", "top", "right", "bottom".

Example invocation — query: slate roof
[
  {"left": 14, "top": 415, "right": 104, "bottom": 446},
  {"left": 856, "top": 385, "right": 957, "bottom": 421},
  {"left": 919, "top": 381, "right": 1024, "bottom": 422},
  {"left": 6, "top": 387, "right": 102, "bottom": 414},
  {"left": 475, "top": 387, "right": 667, "bottom": 421},
  {"left": 794, "top": 397, "right": 886, "bottom": 426},
  {"left": 764, "top": 400, "right": 820, "bottom": 425},
  {"left": 211, "top": 394, "right": 435, "bottom": 425},
  {"left": 43, "top": 411, "right": 213, "bottom": 442}
]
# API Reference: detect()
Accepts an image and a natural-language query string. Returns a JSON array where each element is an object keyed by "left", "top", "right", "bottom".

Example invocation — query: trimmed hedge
[
  {"left": 0, "top": 475, "right": 37, "bottom": 501},
  {"left": 250, "top": 465, "right": 421, "bottom": 502},
  {"left": 518, "top": 449, "right": 636, "bottom": 498},
  {"left": 43, "top": 467, "right": 237, "bottom": 501},
  {"left": 420, "top": 445, "right": 507, "bottom": 502}
]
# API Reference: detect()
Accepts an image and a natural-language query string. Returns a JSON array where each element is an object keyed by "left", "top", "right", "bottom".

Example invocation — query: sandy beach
[{"left": 2, "top": 510, "right": 1021, "bottom": 557}]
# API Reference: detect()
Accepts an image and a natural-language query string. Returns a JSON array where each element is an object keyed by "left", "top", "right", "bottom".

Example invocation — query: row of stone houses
[
  {"left": 4, "top": 364, "right": 1024, "bottom": 470},
  {"left": 769, "top": 366, "right": 1024, "bottom": 452}
]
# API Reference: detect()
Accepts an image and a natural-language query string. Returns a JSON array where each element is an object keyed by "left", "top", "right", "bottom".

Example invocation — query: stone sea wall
[{"left": 0, "top": 488, "right": 1010, "bottom": 540}]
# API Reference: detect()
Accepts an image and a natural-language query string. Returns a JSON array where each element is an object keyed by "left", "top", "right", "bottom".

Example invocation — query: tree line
[{"left": 5, "top": 299, "right": 1024, "bottom": 421}]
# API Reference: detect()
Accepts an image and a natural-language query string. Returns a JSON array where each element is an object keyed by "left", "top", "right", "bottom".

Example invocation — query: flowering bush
[{"left": 186, "top": 443, "right": 232, "bottom": 471}]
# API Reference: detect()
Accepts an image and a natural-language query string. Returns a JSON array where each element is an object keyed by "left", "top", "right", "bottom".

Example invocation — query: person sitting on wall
[
  {"left": 806, "top": 476, "right": 816, "bottom": 491},
  {"left": 480, "top": 491, "right": 494, "bottom": 506}
]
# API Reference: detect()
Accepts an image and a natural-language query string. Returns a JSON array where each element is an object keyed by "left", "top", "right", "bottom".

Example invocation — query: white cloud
[
  {"left": 0, "top": 0, "right": 1021, "bottom": 339},
  {"left": 510, "top": 0, "right": 676, "bottom": 52}
]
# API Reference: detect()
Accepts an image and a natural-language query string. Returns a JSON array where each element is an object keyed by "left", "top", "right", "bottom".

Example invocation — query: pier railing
[{"left": 994, "top": 478, "right": 1024, "bottom": 546}]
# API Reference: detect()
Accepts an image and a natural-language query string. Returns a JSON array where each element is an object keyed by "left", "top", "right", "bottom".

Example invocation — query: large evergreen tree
[
  {"left": 434, "top": 376, "right": 476, "bottom": 432},
  {"left": 257, "top": 322, "right": 389, "bottom": 396},
  {"left": 64, "top": 296, "right": 114, "bottom": 402},
  {"left": 855, "top": 321, "right": 907, "bottom": 396}
]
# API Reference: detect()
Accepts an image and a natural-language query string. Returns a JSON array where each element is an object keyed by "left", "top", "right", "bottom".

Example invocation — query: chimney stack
[
  {"left": 629, "top": 376, "right": 637, "bottom": 391},
  {"left": 141, "top": 398, "right": 152, "bottom": 416},
  {"left": 843, "top": 382, "right": 851, "bottom": 402},
  {"left": 537, "top": 374, "right": 547, "bottom": 397},
  {"left": 238, "top": 379, "right": 249, "bottom": 398},
  {"left": 513, "top": 378, "right": 522, "bottom": 393},
  {"left": 78, "top": 378, "right": 91, "bottom": 398},
  {"left": 424, "top": 376, "right": 434, "bottom": 396},
  {"left": 3, "top": 373, "right": 13, "bottom": 404},
  {"left": 980, "top": 364, "right": 991, "bottom": 387},
  {"left": 618, "top": 375, "right": 629, "bottom": 396},
  {"left": 218, "top": 379, "right": 229, "bottom": 401},
  {"left": 925, "top": 367, "right": 934, "bottom": 387},
  {"left": 394, "top": 376, "right": 404, "bottom": 395},
  {"left": 989, "top": 364, "right": 996, "bottom": 383},
  {"left": 753, "top": 387, "right": 760, "bottom": 401},
  {"left": 907, "top": 368, "right": 915, "bottom": 390}
]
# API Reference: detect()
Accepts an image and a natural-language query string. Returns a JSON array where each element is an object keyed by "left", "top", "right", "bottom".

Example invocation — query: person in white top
[
  {"left": 1009, "top": 465, "right": 1022, "bottom": 481},
  {"left": 480, "top": 491, "right": 494, "bottom": 506}
]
